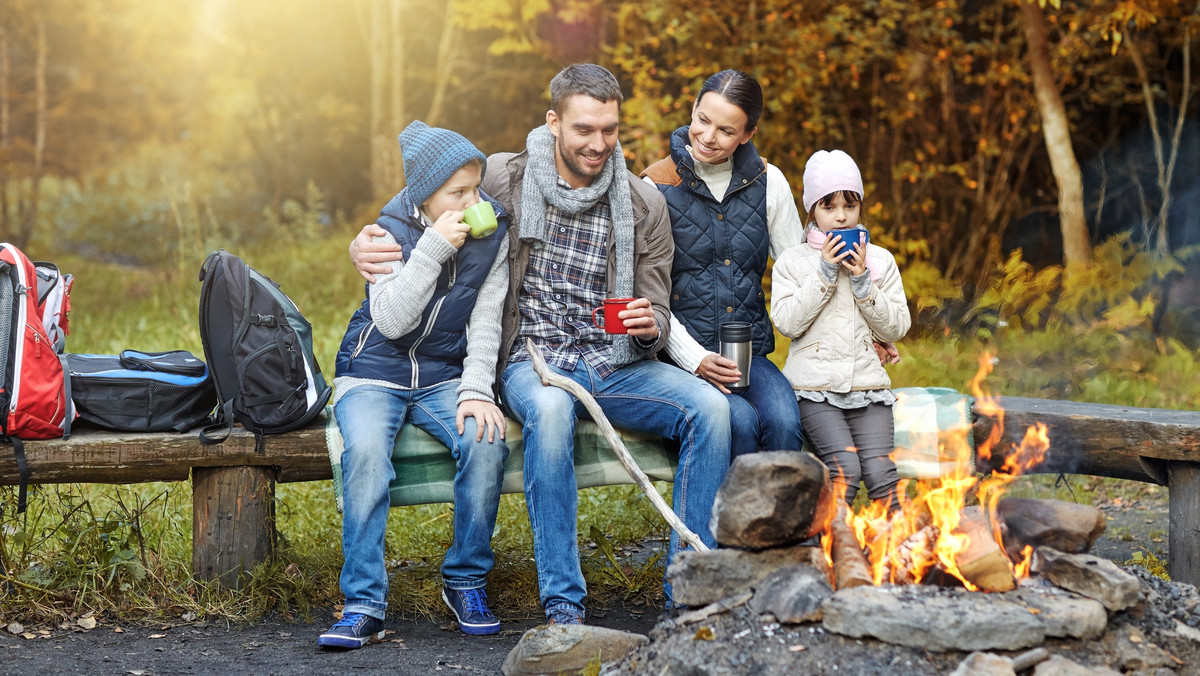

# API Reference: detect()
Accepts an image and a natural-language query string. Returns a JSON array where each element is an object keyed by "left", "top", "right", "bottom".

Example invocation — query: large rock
[
  {"left": 749, "top": 564, "right": 833, "bottom": 624},
  {"left": 667, "top": 545, "right": 827, "bottom": 608},
  {"left": 822, "top": 586, "right": 1046, "bottom": 652},
  {"left": 1032, "top": 547, "right": 1140, "bottom": 612},
  {"left": 709, "top": 450, "right": 834, "bottom": 549},
  {"left": 1010, "top": 586, "right": 1107, "bottom": 639},
  {"left": 501, "top": 624, "right": 648, "bottom": 676},
  {"left": 996, "top": 497, "right": 1106, "bottom": 560}
]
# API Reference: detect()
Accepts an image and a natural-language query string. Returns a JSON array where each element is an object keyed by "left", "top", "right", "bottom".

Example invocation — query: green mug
[{"left": 462, "top": 201, "right": 498, "bottom": 238}]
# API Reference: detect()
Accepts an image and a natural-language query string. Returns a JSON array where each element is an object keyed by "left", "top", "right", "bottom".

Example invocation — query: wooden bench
[{"left": 2, "top": 396, "right": 1198, "bottom": 588}]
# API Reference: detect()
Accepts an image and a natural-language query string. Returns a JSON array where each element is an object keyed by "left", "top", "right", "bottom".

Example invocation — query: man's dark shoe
[
  {"left": 545, "top": 605, "right": 584, "bottom": 626},
  {"left": 316, "top": 612, "right": 385, "bottom": 649},
  {"left": 442, "top": 586, "right": 501, "bottom": 636}
]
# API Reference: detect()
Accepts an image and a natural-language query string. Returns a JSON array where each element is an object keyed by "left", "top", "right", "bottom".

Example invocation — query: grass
[{"left": 2, "top": 227, "right": 1195, "bottom": 624}]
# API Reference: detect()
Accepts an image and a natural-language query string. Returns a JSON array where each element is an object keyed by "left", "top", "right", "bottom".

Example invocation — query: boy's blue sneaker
[
  {"left": 442, "top": 586, "right": 500, "bottom": 636},
  {"left": 546, "top": 605, "right": 584, "bottom": 626},
  {"left": 316, "top": 612, "right": 385, "bottom": 649}
]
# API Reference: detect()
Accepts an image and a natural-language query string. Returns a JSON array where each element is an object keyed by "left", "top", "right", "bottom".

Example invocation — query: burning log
[
  {"left": 953, "top": 506, "right": 1016, "bottom": 592},
  {"left": 830, "top": 502, "right": 873, "bottom": 589},
  {"left": 892, "top": 524, "right": 938, "bottom": 586}
]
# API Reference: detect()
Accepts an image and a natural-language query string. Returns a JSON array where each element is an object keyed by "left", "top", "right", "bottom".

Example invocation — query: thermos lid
[{"left": 719, "top": 321, "right": 752, "bottom": 343}]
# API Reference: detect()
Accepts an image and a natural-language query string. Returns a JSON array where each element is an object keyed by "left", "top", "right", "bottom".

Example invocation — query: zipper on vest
[
  {"left": 409, "top": 294, "right": 448, "bottom": 388},
  {"left": 349, "top": 322, "right": 376, "bottom": 360}
]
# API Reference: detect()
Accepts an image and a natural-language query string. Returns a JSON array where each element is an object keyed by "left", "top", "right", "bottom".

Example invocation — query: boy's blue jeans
[
  {"left": 335, "top": 382, "right": 508, "bottom": 621},
  {"left": 500, "top": 357, "right": 730, "bottom": 619}
]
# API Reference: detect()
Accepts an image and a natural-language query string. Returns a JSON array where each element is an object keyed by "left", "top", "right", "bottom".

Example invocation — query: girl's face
[
  {"left": 812, "top": 191, "right": 861, "bottom": 233},
  {"left": 423, "top": 163, "right": 483, "bottom": 222},
  {"left": 687, "top": 92, "right": 756, "bottom": 165}
]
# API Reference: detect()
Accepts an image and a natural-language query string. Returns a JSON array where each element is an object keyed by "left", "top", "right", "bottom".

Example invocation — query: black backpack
[{"left": 197, "top": 250, "right": 332, "bottom": 450}]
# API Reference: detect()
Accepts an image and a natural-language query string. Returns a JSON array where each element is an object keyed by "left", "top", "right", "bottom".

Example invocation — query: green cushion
[
  {"left": 325, "top": 386, "right": 974, "bottom": 510},
  {"left": 325, "top": 407, "right": 676, "bottom": 510}
]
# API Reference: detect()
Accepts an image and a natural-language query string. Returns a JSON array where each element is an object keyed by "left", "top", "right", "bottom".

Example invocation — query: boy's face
[
  {"left": 547, "top": 94, "right": 620, "bottom": 190},
  {"left": 423, "top": 163, "right": 483, "bottom": 222},
  {"left": 812, "top": 191, "right": 861, "bottom": 233}
]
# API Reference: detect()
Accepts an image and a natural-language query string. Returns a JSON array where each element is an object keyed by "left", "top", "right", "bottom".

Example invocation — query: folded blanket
[
  {"left": 325, "top": 387, "right": 974, "bottom": 510},
  {"left": 325, "top": 408, "right": 676, "bottom": 511}
]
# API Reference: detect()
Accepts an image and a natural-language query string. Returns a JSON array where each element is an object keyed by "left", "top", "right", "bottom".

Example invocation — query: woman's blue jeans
[
  {"left": 500, "top": 357, "right": 730, "bottom": 618},
  {"left": 335, "top": 382, "right": 508, "bottom": 620},
  {"left": 727, "top": 355, "right": 804, "bottom": 458}
]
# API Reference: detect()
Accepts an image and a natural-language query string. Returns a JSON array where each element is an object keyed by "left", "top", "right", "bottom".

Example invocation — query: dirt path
[{"left": 1, "top": 604, "right": 659, "bottom": 675}]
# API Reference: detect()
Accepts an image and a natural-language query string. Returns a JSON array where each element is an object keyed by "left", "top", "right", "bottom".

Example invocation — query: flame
[{"left": 830, "top": 351, "right": 1052, "bottom": 590}]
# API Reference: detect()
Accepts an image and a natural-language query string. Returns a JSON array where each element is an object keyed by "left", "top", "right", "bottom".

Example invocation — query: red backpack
[{"left": 0, "top": 243, "right": 75, "bottom": 513}]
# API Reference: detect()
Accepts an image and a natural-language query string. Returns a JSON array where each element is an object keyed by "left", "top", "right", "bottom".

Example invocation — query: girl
[
  {"left": 641, "top": 69, "right": 806, "bottom": 459},
  {"left": 770, "top": 149, "right": 911, "bottom": 510}
]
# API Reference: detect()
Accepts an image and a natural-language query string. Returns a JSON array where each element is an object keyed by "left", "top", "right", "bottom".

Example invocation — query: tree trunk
[
  {"left": 18, "top": 19, "right": 47, "bottom": 249},
  {"left": 367, "top": 0, "right": 390, "bottom": 198},
  {"left": 385, "top": 0, "right": 404, "bottom": 192},
  {"left": 1019, "top": 0, "right": 1091, "bottom": 268},
  {"left": 0, "top": 26, "right": 10, "bottom": 240}
]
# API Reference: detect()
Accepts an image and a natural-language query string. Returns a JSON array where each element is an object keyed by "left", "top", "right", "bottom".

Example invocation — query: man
[{"left": 351, "top": 63, "right": 730, "bottom": 626}]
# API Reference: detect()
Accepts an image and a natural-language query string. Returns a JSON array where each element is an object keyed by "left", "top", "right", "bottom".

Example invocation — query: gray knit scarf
[{"left": 520, "top": 124, "right": 637, "bottom": 365}]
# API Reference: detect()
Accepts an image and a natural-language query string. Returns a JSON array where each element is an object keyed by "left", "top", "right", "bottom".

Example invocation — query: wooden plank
[
  {"left": 192, "top": 465, "right": 276, "bottom": 589},
  {"left": 0, "top": 419, "right": 332, "bottom": 487},
  {"left": 1168, "top": 462, "right": 1200, "bottom": 588},
  {"left": 971, "top": 396, "right": 1200, "bottom": 485}
]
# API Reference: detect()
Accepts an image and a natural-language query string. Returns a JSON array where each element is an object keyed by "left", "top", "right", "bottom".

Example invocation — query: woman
[{"left": 640, "top": 69, "right": 805, "bottom": 458}]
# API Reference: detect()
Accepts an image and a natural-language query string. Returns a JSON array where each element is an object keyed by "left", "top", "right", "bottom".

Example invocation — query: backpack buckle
[{"left": 253, "top": 314, "right": 278, "bottom": 327}]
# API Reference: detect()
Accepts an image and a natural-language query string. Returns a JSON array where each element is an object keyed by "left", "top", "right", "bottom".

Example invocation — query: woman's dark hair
[{"left": 695, "top": 69, "right": 764, "bottom": 132}]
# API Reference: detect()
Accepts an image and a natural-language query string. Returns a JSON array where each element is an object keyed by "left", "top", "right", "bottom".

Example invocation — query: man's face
[{"left": 546, "top": 94, "right": 620, "bottom": 189}]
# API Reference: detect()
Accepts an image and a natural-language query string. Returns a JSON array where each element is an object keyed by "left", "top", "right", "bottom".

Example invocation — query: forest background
[{"left": 1, "top": 0, "right": 1199, "bottom": 622}]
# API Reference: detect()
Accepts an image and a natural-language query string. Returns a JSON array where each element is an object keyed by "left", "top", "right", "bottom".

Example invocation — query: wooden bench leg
[
  {"left": 1168, "top": 461, "right": 1200, "bottom": 588},
  {"left": 192, "top": 466, "right": 276, "bottom": 589}
]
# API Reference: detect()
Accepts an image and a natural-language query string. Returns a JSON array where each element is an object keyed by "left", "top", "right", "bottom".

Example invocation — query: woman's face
[
  {"left": 812, "top": 191, "right": 861, "bottom": 233},
  {"left": 687, "top": 92, "right": 756, "bottom": 165}
]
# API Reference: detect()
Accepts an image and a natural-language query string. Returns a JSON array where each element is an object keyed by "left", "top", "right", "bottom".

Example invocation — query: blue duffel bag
[{"left": 66, "top": 350, "right": 216, "bottom": 433}]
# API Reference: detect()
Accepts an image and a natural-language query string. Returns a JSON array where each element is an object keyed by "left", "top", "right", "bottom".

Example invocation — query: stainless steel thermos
[{"left": 719, "top": 322, "right": 752, "bottom": 394}]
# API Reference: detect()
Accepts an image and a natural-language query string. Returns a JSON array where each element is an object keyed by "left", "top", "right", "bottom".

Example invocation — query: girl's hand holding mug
[{"left": 432, "top": 209, "right": 469, "bottom": 249}]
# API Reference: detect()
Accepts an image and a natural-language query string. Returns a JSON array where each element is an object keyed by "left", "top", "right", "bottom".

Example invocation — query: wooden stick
[
  {"left": 831, "top": 501, "right": 873, "bottom": 589},
  {"left": 524, "top": 339, "right": 709, "bottom": 552}
]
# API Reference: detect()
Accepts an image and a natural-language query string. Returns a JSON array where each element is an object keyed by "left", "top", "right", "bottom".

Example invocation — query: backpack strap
[
  {"left": 198, "top": 399, "right": 235, "bottom": 446},
  {"left": 59, "top": 354, "right": 72, "bottom": 440},
  {"left": 12, "top": 438, "right": 28, "bottom": 514}
]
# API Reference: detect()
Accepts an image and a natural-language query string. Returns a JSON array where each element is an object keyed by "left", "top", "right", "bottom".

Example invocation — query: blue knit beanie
[{"left": 398, "top": 120, "right": 487, "bottom": 208}]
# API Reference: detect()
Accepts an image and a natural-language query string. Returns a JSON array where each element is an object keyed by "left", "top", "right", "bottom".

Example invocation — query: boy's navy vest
[
  {"left": 644, "top": 126, "right": 774, "bottom": 356},
  {"left": 334, "top": 190, "right": 508, "bottom": 388}
]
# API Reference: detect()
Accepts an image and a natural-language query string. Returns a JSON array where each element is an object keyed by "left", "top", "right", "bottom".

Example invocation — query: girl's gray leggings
[{"left": 798, "top": 399, "right": 899, "bottom": 508}]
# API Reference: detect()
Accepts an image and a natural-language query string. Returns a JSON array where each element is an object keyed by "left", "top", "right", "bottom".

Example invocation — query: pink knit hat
[{"left": 801, "top": 149, "right": 864, "bottom": 214}]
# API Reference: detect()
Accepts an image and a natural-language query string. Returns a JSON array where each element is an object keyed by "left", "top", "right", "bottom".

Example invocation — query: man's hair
[
  {"left": 696, "top": 69, "right": 764, "bottom": 132},
  {"left": 549, "top": 63, "right": 624, "bottom": 114}
]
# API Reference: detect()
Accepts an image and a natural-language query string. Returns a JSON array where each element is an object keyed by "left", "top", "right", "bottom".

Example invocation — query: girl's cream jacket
[{"left": 770, "top": 239, "right": 911, "bottom": 392}]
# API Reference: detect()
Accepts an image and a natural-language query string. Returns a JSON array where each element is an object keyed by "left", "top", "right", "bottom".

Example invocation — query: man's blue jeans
[
  {"left": 728, "top": 355, "right": 804, "bottom": 458},
  {"left": 501, "top": 358, "right": 730, "bottom": 619},
  {"left": 335, "top": 382, "right": 508, "bottom": 620}
]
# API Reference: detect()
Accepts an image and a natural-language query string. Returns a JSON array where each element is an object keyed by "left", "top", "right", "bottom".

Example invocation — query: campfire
[{"left": 822, "top": 353, "right": 1054, "bottom": 593}]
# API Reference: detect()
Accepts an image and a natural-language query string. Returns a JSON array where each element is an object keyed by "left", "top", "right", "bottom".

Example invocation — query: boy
[{"left": 319, "top": 121, "right": 510, "bottom": 649}]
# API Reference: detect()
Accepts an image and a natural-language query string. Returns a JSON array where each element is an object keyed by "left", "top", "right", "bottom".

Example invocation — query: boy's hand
[
  {"left": 350, "top": 223, "right": 404, "bottom": 283},
  {"left": 432, "top": 209, "right": 470, "bottom": 249},
  {"left": 695, "top": 353, "right": 742, "bottom": 394},
  {"left": 619, "top": 297, "right": 659, "bottom": 340},
  {"left": 457, "top": 400, "right": 507, "bottom": 443}
]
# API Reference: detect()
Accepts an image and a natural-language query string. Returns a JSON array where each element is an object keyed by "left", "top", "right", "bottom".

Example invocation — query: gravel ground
[{"left": 0, "top": 484, "right": 1182, "bottom": 675}]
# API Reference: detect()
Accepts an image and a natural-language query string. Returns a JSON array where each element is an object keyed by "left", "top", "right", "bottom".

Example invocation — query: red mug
[{"left": 591, "top": 297, "right": 635, "bottom": 334}]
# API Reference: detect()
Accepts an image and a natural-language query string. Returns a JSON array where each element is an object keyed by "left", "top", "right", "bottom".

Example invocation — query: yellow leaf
[{"left": 694, "top": 626, "right": 715, "bottom": 641}]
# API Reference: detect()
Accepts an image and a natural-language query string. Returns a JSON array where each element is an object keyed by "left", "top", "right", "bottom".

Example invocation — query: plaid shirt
[{"left": 509, "top": 193, "right": 620, "bottom": 377}]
